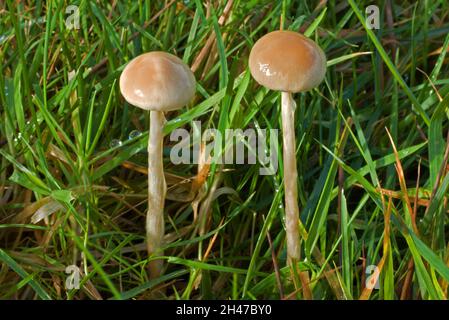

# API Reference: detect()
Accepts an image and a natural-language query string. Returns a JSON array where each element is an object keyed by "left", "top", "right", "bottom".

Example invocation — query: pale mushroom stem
[
  {"left": 281, "top": 91, "right": 300, "bottom": 263},
  {"left": 147, "top": 110, "right": 167, "bottom": 278}
]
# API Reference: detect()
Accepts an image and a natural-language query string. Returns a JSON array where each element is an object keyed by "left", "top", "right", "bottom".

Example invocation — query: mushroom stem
[
  {"left": 147, "top": 110, "right": 167, "bottom": 278},
  {"left": 281, "top": 91, "right": 300, "bottom": 262}
]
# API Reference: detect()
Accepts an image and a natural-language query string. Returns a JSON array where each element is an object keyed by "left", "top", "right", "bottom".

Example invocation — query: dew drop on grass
[
  {"left": 13, "top": 133, "right": 22, "bottom": 143},
  {"left": 110, "top": 139, "right": 122, "bottom": 148},
  {"left": 128, "top": 130, "right": 142, "bottom": 140}
]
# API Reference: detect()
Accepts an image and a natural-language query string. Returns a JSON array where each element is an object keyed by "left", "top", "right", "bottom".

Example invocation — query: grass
[{"left": 1, "top": 0, "right": 449, "bottom": 300}]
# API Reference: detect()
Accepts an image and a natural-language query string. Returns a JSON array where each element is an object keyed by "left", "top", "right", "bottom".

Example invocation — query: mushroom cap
[
  {"left": 119, "top": 51, "right": 196, "bottom": 111},
  {"left": 249, "top": 31, "right": 326, "bottom": 93}
]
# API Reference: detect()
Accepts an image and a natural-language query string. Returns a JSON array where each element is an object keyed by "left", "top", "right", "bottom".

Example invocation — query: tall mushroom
[
  {"left": 120, "top": 51, "right": 196, "bottom": 277},
  {"left": 249, "top": 31, "right": 326, "bottom": 264}
]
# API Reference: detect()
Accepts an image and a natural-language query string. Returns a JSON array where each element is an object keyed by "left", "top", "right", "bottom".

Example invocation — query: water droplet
[
  {"left": 13, "top": 138, "right": 18, "bottom": 143},
  {"left": 17, "top": 133, "right": 22, "bottom": 139},
  {"left": 128, "top": 130, "right": 142, "bottom": 140},
  {"left": 110, "top": 139, "right": 122, "bottom": 148}
]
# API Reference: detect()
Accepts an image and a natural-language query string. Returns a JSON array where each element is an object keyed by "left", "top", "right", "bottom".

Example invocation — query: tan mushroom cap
[
  {"left": 120, "top": 51, "right": 196, "bottom": 111},
  {"left": 249, "top": 31, "right": 326, "bottom": 93}
]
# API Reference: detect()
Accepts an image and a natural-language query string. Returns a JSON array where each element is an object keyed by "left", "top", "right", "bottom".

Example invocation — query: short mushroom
[
  {"left": 120, "top": 51, "right": 196, "bottom": 278},
  {"left": 249, "top": 31, "right": 326, "bottom": 263}
]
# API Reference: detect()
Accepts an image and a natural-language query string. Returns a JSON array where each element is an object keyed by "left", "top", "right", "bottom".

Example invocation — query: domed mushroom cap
[
  {"left": 120, "top": 51, "right": 196, "bottom": 111},
  {"left": 249, "top": 31, "right": 326, "bottom": 93}
]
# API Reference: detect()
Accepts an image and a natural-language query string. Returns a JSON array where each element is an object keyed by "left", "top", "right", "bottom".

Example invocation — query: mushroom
[
  {"left": 249, "top": 31, "right": 326, "bottom": 263},
  {"left": 120, "top": 51, "right": 196, "bottom": 277}
]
